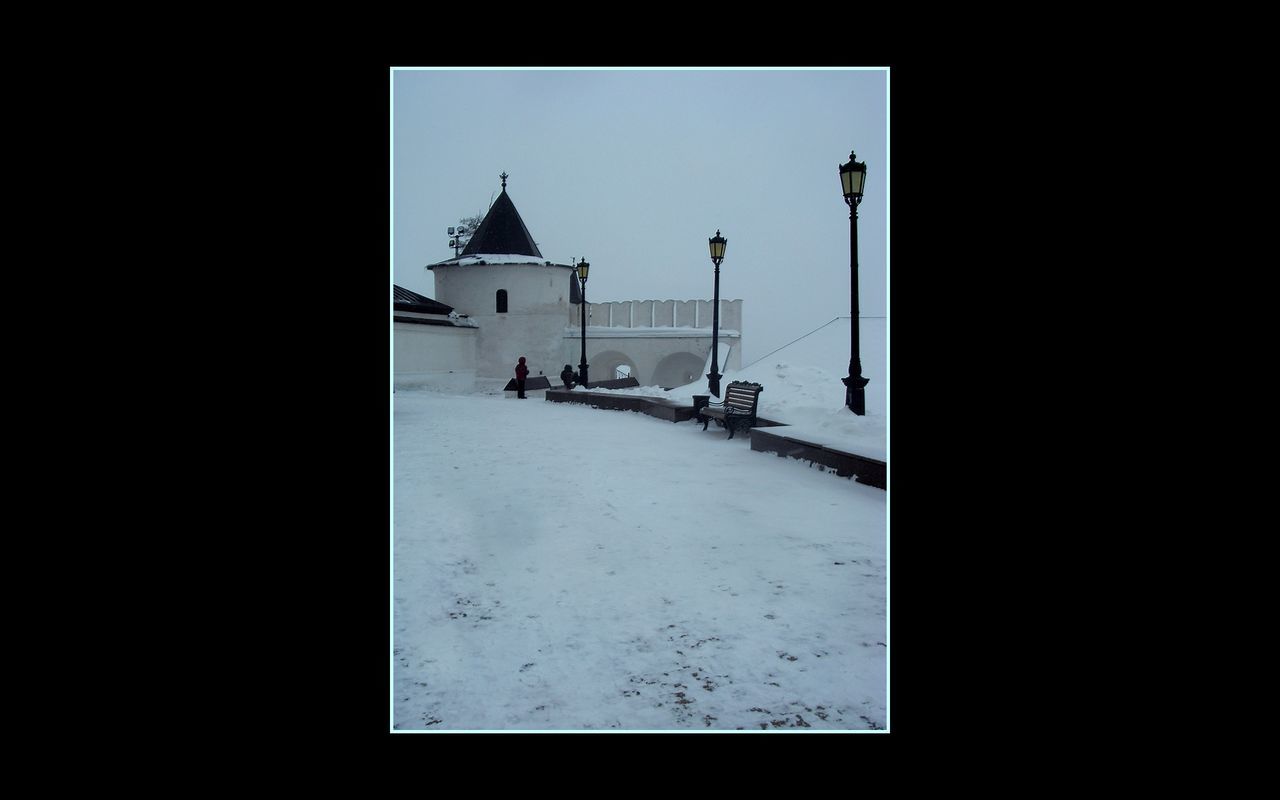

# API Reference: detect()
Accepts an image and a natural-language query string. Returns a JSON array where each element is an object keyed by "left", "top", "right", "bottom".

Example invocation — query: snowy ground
[{"left": 392, "top": 387, "right": 888, "bottom": 732}]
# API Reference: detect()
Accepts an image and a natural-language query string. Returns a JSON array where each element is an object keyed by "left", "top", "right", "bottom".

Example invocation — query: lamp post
[
  {"left": 576, "top": 258, "right": 590, "bottom": 388},
  {"left": 839, "top": 151, "right": 869, "bottom": 415},
  {"left": 707, "top": 230, "right": 726, "bottom": 398},
  {"left": 447, "top": 225, "right": 467, "bottom": 257}
]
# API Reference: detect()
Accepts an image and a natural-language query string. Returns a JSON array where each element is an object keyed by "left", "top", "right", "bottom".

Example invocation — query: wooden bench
[{"left": 698, "top": 381, "right": 764, "bottom": 439}]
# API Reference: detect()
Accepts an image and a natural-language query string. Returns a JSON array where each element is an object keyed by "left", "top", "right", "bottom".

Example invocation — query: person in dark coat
[
  {"left": 515, "top": 356, "right": 530, "bottom": 398},
  {"left": 560, "top": 364, "right": 576, "bottom": 389}
]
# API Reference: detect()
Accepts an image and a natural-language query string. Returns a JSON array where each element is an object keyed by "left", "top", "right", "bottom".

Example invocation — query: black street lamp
[
  {"left": 576, "top": 258, "right": 590, "bottom": 388},
  {"left": 707, "top": 230, "right": 726, "bottom": 398},
  {"left": 839, "top": 151, "right": 870, "bottom": 415}
]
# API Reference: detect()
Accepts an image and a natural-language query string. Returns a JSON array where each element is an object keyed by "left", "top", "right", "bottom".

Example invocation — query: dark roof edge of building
[
  {"left": 428, "top": 256, "right": 576, "bottom": 268},
  {"left": 393, "top": 285, "right": 454, "bottom": 314},
  {"left": 394, "top": 315, "right": 472, "bottom": 327}
]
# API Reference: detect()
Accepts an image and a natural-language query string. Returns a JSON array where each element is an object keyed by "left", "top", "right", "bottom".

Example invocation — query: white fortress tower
[{"left": 429, "top": 175, "right": 577, "bottom": 380}]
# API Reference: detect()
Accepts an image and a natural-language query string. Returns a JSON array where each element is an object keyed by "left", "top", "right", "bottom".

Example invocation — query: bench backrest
[
  {"left": 504, "top": 375, "right": 552, "bottom": 390},
  {"left": 723, "top": 381, "right": 763, "bottom": 414}
]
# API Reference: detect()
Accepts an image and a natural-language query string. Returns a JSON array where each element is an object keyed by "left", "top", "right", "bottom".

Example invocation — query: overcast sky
[{"left": 392, "top": 68, "right": 887, "bottom": 365}]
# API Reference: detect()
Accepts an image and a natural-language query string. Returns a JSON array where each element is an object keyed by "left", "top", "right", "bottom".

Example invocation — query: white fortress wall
[
  {"left": 572, "top": 299, "right": 741, "bottom": 332},
  {"left": 633, "top": 300, "right": 653, "bottom": 328},
  {"left": 393, "top": 321, "right": 478, "bottom": 390},
  {"left": 675, "top": 300, "right": 697, "bottom": 328},
  {"left": 610, "top": 300, "right": 632, "bottom": 328},
  {"left": 654, "top": 300, "right": 674, "bottom": 327}
]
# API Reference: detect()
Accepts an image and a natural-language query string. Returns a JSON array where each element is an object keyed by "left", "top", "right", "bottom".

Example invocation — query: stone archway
[
  {"left": 590, "top": 349, "right": 639, "bottom": 385},
  {"left": 651, "top": 351, "right": 705, "bottom": 389}
]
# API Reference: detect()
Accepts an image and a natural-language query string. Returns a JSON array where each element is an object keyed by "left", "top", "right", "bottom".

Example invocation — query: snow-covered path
[{"left": 393, "top": 390, "right": 887, "bottom": 731}]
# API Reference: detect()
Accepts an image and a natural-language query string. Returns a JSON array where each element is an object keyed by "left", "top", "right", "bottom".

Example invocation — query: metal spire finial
[{"left": 500, "top": 171, "right": 509, "bottom": 189}]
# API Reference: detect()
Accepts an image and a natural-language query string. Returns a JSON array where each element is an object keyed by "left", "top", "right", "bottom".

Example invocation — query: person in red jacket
[{"left": 514, "top": 356, "right": 530, "bottom": 399}]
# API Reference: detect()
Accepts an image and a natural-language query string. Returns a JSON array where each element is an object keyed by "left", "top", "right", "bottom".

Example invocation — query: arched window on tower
[{"left": 496, "top": 289, "right": 508, "bottom": 314}]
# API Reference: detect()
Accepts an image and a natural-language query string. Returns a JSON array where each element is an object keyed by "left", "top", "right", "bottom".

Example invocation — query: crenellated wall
[
  {"left": 653, "top": 300, "right": 674, "bottom": 327},
  {"left": 572, "top": 299, "right": 742, "bottom": 333},
  {"left": 563, "top": 298, "right": 743, "bottom": 388},
  {"left": 675, "top": 300, "right": 697, "bottom": 328}
]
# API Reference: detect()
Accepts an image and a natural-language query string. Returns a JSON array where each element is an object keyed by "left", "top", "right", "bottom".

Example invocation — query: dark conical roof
[{"left": 460, "top": 189, "right": 543, "bottom": 258}]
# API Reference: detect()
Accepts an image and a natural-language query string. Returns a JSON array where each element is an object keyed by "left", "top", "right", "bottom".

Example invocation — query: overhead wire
[{"left": 741, "top": 316, "right": 886, "bottom": 370}]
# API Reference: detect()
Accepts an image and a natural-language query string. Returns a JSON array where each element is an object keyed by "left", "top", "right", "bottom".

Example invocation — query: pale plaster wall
[
  {"left": 675, "top": 300, "right": 697, "bottom": 328},
  {"left": 696, "top": 300, "right": 716, "bottom": 331},
  {"left": 654, "top": 300, "right": 674, "bottom": 327},
  {"left": 393, "top": 322, "right": 478, "bottom": 390},
  {"left": 573, "top": 299, "right": 742, "bottom": 332},
  {"left": 652, "top": 351, "right": 707, "bottom": 388},
  {"left": 431, "top": 261, "right": 576, "bottom": 379},
  {"left": 720, "top": 300, "right": 742, "bottom": 331},
  {"left": 634, "top": 300, "right": 653, "bottom": 327},
  {"left": 609, "top": 301, "right": 632, "bottom": 328}
]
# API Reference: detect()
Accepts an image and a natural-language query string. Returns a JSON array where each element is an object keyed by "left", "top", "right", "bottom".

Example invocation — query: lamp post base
[
  {"left": 843, "top": 374, "right": 869, "bottom": 415},
  {"left": 579, "top": 364, "right": 589, "bottom": 388},
  {"left": 707, "top": 372, "right": 722, "bottom": 398}
]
